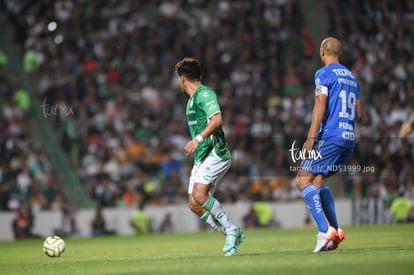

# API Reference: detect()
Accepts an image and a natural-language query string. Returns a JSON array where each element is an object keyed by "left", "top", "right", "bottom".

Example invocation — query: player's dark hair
[{"left": 175, "top": 57, "right": 201, "bottom": 81}]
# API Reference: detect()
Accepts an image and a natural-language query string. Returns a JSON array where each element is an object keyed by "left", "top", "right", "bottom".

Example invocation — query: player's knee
[
  {"left": 295, "top": 175, "right": 309, "bottom": 191},
  {"left": 191, "top": 191, "right": 207, "bottom": 206},
  {"left": 295, "top": 171, "right": 314, "bottom": 190},
  {"left": 188, "top": 197, "right": 204, "bottom": 216},
  {"left": 312, "top": 175, "right": 326, "bottom": 188},
  {"left": 189, "top": 193, "right": 201, "bottom": 208},
  {"left": 188, "top": 201, "right": 197, "bottom": 212},
  {"left": 188, "top": 195, "right": 197, "bottom": 209},
  {"left": 295, "top": 177, "right": 305, "bottom": 190}
]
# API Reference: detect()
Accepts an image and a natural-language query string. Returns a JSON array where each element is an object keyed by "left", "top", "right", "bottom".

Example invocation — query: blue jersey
[{"left": 314, "top": 62, "right": 360, "bottom": 148}]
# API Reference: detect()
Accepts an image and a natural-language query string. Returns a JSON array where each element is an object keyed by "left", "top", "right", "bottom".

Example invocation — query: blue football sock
[
  {"left": 301, "top": 184, "right": 328, "bottom": 233},
  {"left": 318, "top": 185, "right": 338, "bottom": 229}
]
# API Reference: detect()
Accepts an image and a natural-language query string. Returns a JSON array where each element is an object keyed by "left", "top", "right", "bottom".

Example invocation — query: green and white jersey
[{"left": 186, "top": 84, "right": 231, "bottom": 164}]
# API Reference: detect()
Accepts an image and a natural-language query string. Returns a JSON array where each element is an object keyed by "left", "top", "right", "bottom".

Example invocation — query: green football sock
[
  {"left": 201, "top": 211, "right": 225, "bottom": 234},
  {"left": 203, "top": 197, "right": 236, "bottom": 233}
]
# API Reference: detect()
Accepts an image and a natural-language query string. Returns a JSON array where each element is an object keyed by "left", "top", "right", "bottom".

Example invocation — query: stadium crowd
[{"left": 1, "top": 0, "right": 413, "bottom": 225}]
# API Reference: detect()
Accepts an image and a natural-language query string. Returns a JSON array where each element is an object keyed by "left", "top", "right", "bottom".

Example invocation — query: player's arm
[
  {"left": 184, "top": 112, "right": 222, "bottom": 156},
  {"left": 197, "top": 112, "right": 222, "bottom": 140},
  {"left": 302, "top": 93, "right": 327, "bottom": 153},
  {"left": 356, "top": 98, "right": 362, "bottom": 122}
]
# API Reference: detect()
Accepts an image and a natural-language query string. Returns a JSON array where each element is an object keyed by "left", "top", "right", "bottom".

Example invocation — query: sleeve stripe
[{"left": 208, "top": 111, "right": 221, "bottom": 119}]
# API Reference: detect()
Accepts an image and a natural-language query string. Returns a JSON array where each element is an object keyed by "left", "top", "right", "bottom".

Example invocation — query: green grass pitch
[{"left": 1, "top": 224, "right": 413, "bottom": 275}]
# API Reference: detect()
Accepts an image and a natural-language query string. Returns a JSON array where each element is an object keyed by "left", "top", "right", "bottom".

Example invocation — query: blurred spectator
[
  {"left": 53, "top": 194, "right": 79, "bottom": 237},
  {"left": 130, "top": 205, "right": 152, "bottom": 235},
  {"left": 243, "top": 200, "right": 277, "bottom": 229},
  {"left": 159, "top": 212, "right": 173, "bottom": 233},
  {"left": 390, "top": 193, "right": 414, "bottom": 223},
  {"left": 12, "top": 202, "right": 41, "bottom": 239},
  {"left": 91, "top": 174, "right": 116, "bottom": 207},
  {"left": 90, "top": 203, "right": 116, "bottom": 236}
]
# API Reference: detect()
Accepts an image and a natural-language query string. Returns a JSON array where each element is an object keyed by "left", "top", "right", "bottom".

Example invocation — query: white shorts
[{"left": 188, "top": 156, "right": 231, "bottom": 195}]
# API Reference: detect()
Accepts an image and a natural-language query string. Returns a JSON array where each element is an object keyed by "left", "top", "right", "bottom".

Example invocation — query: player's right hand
[
  {"left": 302, "top": 138, "right": 315, "bottom": 156},
  {"left": 184, "top": 139, "right": 199, "bottom": 156}
]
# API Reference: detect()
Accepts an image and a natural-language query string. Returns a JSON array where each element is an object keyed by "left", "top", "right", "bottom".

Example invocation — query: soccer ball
[{"left": 43, "top": 236, "right": 66, "bottom": 257}]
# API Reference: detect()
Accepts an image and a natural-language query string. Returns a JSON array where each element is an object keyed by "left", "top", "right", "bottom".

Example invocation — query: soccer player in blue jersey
[
  {"left": 175, "top": 57, "right": 245, "bottom": 256},
  {"left": 295, "top": 37, "right": 362, "bottom": 252}
]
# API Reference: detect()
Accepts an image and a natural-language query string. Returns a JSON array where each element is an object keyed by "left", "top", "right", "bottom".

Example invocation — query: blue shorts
[{"left": 299, "top": 139, "right": 353, "bottom": 177}]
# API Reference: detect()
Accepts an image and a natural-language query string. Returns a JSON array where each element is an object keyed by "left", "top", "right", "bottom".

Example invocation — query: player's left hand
[{"left": 184, "top": 139, "right": 199, "bottom": 156}]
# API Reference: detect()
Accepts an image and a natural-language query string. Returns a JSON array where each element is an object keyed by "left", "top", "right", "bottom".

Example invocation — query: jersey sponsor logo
[
  {"left": 206, "top": 100, "right": 217, "bottom": 111},
  {"left": 313, "top": 195, "right": 322, "bottom": 213},
  {"left": 342, "top": 131, "right": 354, "bottom": 140},
  {"left": 339, "top": 122, "right": 354, "bottom": 131},
  {"left": 188, "top": 120, "right": 197, "bottom": 126},
  {"left": 338, "top": 78, "right": 358, "bottom": 87}
]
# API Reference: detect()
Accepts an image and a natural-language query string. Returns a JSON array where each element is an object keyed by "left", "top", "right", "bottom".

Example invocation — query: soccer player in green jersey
[{"left": 175, "top": 57, "right": 245, "bottom": 256}]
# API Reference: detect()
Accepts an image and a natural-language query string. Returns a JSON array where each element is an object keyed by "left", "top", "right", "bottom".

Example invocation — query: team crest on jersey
[{"left": 203, "top": 91, "right": 209, "bottom": 97}]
